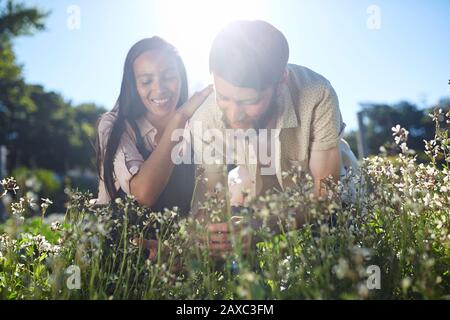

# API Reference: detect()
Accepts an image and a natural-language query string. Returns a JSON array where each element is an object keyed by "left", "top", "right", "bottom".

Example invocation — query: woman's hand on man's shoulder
[{"left": 175, "top": 84, "right": 213, "bottom": 122}]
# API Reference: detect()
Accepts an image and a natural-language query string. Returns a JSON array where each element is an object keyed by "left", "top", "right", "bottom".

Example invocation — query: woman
[{"left": 94, "top": 37, "right": 212, "bottom": 258}]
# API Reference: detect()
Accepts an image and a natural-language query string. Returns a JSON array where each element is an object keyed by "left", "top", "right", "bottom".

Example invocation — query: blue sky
[{"left": 13, "top": 0, "right": 450, "bottom": 130}]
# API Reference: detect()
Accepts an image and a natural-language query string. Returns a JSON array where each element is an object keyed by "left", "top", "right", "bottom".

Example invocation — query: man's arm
[
  {"left": 245, "top": 147, "right": 341, "bottom": 244},
  {"left": 308, "top": 79, "right": 343, "bottom": 198},
  {"left": 191, "top": 165, "right": 228, "bottom": 223},
  {"left": 200, "top": 146, "right": 342, "bottom": 256},
  {"left": 309, "top": 145, "right": 341, "bottom": 198}
]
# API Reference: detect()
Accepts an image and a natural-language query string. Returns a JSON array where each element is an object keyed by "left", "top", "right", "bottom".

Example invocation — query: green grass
[{"left": 0, "top": 110, "right": 449, "bottom": 300}]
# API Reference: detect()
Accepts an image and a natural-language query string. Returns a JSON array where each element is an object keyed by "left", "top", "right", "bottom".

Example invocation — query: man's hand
[
  {"left": 132, "top": 237, "right": 158, "bottom": 261},
  {"left": 206, "top": 216, "right": 252, "bottom": 258},
  {"left": 309, "top": 146, "right": 341, "bottom": 198},
  {"left": 132, "top": 237, "right": 183, "bottom": 273}
]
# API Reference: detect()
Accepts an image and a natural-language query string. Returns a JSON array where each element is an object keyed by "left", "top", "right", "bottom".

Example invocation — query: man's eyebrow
[
  {"left": 236, "top": 96, "right": 261, "bottom": 104},
  {"left": 216, "top": 91, "right": 260, "bottom": 103}
]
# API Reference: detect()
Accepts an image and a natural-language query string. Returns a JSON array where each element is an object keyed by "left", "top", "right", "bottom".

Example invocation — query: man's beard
[
  {"left": 255, "top": 92, "right": 279, "bottom": 130},
  {"left": 221, "top": 90, "right": 279, "bottom": 131}
]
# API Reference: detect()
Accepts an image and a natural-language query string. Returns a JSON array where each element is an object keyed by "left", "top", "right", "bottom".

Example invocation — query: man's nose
[{"left": 228, "top": 103, "right": 243, "bottom": 123}]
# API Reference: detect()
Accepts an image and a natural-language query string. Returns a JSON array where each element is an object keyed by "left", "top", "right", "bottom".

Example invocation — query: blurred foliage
[
  {"left": 9, "top": 167, "right": 65, "bottom": 213},
  {"left": 344, "top": 99, "right": 450, "bottom": 162},
  {"left": 0, "top": 0, "right": 47, "bottom": 40},
  {"left": 8, "top": 85, "right": 106, "bottom": 173},
  {"left": 0, "top": 1, "right": 105, "bottom": 211}
]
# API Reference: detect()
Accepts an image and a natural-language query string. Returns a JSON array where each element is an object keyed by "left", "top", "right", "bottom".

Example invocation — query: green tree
[
  {"left": 0, "top": 0, "right": 47, "bottom": 41},
  {"left": 355, "top": 99, "right": 450, "bottom": 161},
  {"left": 0, "top": 1, "right": 107, "bottom": 209},
  {"left": 1, "top": 1, "right": 106, "bottom": 176},
  {"left": 71, "top": 103, "right": 106, "bottom": 171},
  {"left": 0, "top": 0, "right": 48, "bottom": 168}
]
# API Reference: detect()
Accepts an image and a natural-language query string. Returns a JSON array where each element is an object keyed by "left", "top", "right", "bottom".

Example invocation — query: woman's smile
[{"left": 148, "top": 95, "right": 173, "bottom": 109}]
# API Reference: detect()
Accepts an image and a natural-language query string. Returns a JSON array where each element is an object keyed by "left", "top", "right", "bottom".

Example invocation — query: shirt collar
[
  {"left": 136, "top": 113, "right": 158, "bottom": 141},
  {"left": 136, "top": 115, "right": 158, "bottom": 149},
  {"left": 275, "top": 82, "right": 299, "bottom": 129},
  {"left": 136, "top": 112, "right": 192, "bottom": 149},
  {"left": 113, "top": 100, "right": 158, "bottom": 138}
]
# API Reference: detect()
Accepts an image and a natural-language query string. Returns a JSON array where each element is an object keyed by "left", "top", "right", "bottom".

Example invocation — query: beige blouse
[{"left": 93, "top": 110, "right": 189, "bottom": 205}]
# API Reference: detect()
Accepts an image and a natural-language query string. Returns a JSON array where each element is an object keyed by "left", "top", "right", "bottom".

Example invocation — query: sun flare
[{"left": 155, "top": 0, "right": 270, "bottom": 90}]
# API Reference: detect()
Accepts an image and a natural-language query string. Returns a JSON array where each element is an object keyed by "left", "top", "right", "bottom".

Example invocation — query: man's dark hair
[{"left": 209, "top": 20, "right": 289, "bottom": 90}]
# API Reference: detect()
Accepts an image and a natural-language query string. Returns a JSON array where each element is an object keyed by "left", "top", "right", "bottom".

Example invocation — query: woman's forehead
[{"left": 133, "top": 50, "right": 178, "bottom": 76}]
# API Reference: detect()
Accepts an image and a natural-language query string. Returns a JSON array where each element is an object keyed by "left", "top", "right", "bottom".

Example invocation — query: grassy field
[{"left": 0, "top": 110, "right": 449, "bottom": 300}]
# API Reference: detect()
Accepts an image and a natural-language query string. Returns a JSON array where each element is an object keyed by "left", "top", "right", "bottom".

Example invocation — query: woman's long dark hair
[{"left": 96, "top": 37, "right": 188, "bottom": 200}]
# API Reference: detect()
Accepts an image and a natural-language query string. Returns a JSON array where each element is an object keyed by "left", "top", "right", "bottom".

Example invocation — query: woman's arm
[{"left": 130, "top": 85, "right": 213, "bottom": 207}]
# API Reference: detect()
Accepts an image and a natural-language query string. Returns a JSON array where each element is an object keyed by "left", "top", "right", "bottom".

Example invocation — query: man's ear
[
  {"left": 281, "top": 69, "right": 289, "bottom": 83},
  {"left": 276, "top": 69, "right": 289, "bottom": 95}
]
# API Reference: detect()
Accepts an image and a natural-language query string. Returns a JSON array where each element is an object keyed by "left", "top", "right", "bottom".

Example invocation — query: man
[{"left": 189, "top": 20, "right": 358, "bottom": 256}]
